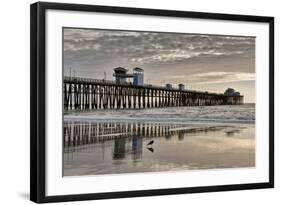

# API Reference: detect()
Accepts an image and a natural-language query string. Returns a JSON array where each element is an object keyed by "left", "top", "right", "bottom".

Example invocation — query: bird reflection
[{"left": 147, "top": 147, "right": 154, "bottom": 153}]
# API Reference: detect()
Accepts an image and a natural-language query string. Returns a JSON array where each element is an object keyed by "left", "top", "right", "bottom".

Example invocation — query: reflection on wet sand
[{"left": 63, "top": 121, "right": 255, "bottom": 176}]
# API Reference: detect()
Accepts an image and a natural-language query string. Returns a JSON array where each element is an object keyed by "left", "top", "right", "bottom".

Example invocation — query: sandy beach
[{"left": 63, "top": 105, "right": 255, "bottom": 176}]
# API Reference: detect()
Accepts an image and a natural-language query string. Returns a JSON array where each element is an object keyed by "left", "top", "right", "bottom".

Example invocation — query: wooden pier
[{"left": 63, "top": 76, "right": 243, "bottom": 111}]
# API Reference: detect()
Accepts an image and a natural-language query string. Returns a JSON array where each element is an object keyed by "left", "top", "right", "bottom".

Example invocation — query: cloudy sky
[{"left": 63, "top": 28, "right": 255, "bottom": 103}]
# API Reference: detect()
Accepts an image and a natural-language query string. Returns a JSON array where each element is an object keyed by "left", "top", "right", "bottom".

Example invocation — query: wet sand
[{"left": 63, "top": 121, "right": 255, "bottom": 176}]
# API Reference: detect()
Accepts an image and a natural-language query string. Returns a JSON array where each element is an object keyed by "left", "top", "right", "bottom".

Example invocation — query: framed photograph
[{"left": 30, "top": 2, "right": 274, "bottom": 203}]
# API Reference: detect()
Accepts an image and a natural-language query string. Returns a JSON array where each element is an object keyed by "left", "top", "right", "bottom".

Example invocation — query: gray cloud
[{"left": 64, "top": 28, "right": 255, "bottom": 67}]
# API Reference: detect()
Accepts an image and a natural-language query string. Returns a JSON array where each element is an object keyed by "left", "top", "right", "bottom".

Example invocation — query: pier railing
[{"left": 64, "top": 76, "right": 223, "bottom": 95}]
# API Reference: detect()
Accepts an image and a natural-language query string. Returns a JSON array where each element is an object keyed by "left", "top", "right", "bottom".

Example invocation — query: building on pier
[
  {"left": 113, "top": 67, "right": 133, "bottom": 84},
  {"left": 224, "top": 88, "right": 243, "bottom": 105},
  {"left": 224, "top": 88, "right": 240, "bottom": 96},
  {"left": 178, "top": 84, "right": 185, "bottom": 91},
  {"left": 133, "top": 67, "right": 144, "bottom": 86},
  {"left": 166, "top": 83, "right": 172, "bottom": 89},
  {"left": 113, "top": 67, "right": 144, "bottom": 86}
]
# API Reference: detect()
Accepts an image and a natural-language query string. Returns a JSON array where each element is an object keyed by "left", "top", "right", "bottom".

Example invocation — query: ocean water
[
  {"left": 64, "top": 104, "right": 255, "bottom": 123},
  {"left": 63, "top": 104, "right": 255, "bottom": 176}
]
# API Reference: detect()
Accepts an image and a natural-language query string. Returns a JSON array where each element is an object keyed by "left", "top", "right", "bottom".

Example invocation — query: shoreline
[
  {"left": 64, "top": 116, "right": 255, "bottom": 125},
  {"left": 64, "top": 104, "right": 255, "bottom": 125}
]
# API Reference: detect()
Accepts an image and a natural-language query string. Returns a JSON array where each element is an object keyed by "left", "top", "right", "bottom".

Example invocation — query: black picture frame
[{"left": 30, "top": 1, "right": 274, "bottom": 203}]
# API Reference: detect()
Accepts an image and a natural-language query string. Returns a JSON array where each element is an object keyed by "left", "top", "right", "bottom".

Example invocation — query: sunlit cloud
[
  {"left": 191, "top": 72, "right": 255, "bottom": 84},
  {"left": 168, "top": 72, "right": 255, "bottom": 84}
]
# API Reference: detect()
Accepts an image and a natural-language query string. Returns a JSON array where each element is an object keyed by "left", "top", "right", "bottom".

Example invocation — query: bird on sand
[{"left": 147, "top": 140, "right": 154, "bottom": 146}]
